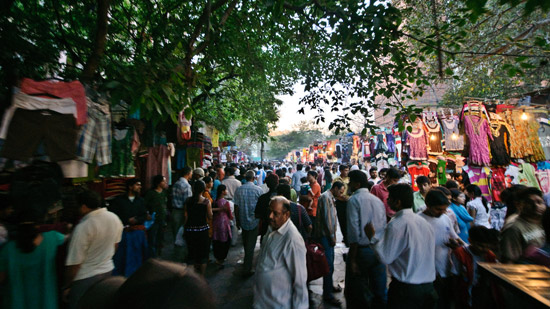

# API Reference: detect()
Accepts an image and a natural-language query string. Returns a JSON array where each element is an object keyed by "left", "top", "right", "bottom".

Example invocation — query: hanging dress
[
  {"left": 463, "top": 115, "right": 492, "bottom": 166},
  {"left": 442, "top": 116, "right": 464, "bottom": 151},
  {"left": 406, "top": 128, "right": 429, "bottom": 161},
  {"left": 489, "top": 122, "right": 511, "bottom": 166},
  {"left": 425, "top": 121, "right": 443, "bottom": 155},
  {"left": 538, "top": 122, "right": 550, "bottom": 160}
]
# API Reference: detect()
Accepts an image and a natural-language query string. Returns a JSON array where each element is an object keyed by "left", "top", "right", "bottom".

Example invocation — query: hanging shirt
[
  {"left": 407, "top": 161, "right": 430, "bottom": 192},
  {"left": 517, "top": 163, "right": 541, "bottom": 190},
  {"left": 462, "top": 165, "right": 492, "bottom": 202}
]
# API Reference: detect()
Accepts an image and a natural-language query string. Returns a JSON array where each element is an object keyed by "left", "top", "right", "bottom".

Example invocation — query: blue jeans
[
  {"left": 320, "top": 237, "right": 335, "bottom": 299},
  {"left": 345, "top": 246, "right": 387, "bottom": 308}
]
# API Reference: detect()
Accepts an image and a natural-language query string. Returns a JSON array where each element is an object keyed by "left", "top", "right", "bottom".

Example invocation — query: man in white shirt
[
  {"left": 254, "top": 196, "right": 308, "bottom": 309},
  {"left": 418, "top": 189, "right": 462, "bottom": 309},
  {"left": 64, "top": 189, "right": 123, "bottom": 308},
  {"left": 365, "top": 183, "right": 437, "bottom": 308},
  {"left": 345, "top": 170, "right": 388, "bottom": 308},
  {"left": 221, "top": 166, "right": 242, "bottom": 200},
  {"left": 291, "top": 164, "right": 307, "bottom": 193}
]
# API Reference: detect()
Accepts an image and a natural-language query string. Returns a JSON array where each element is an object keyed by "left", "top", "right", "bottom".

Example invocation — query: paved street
[{"left": 161, "top": 225, "right": 348, "bottom": 308}]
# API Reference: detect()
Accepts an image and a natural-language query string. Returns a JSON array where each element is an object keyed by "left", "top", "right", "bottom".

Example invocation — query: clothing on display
[
  {"left": 463, "top": 115, "right": 492, "bottom": 166},
  {"left": 489, "top": 122, "right": 511, "bottom": 166},
  {"left": 406, "top": 128, "right": 429, "bottom": 161},
  {"left": 441, "top": 116, "right": 464, "bottom": 151}
]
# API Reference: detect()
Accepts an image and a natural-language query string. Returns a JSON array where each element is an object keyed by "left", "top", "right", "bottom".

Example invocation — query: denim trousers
[
  {"left": 345, "top": 246, "right": 387, "bottom": 308},
  {"left": 319, "top": 236, "right": 335, "bottom": 299}
]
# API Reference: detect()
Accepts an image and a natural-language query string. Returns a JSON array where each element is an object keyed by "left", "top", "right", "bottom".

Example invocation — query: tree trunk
[
  {"left": 260, "top": 141, "right": 264, "bottom": 163},
  {"left": 81, "top": 0, "right": 112, "bottom": 83}
]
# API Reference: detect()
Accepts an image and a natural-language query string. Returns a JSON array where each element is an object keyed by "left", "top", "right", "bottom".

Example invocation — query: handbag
[{"left": 306, "top": 240, "right": 330, "bottom": 282}]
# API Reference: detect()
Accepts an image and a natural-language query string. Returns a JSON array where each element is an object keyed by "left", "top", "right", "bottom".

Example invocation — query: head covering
[
  {"left": 193, "top": 168, "right": 205, "bottom": 178},
  {"left": 350, "top": 165, "right": 359, "bottom": 171}
]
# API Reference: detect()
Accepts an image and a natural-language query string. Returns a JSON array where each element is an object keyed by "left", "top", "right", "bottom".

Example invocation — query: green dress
[{"left": 0, "top": 231, "right": 65, "bottom": 309}]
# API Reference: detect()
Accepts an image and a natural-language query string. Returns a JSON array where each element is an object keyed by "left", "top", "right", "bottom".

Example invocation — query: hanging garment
[
  {"left": 536, "top": 169, "right": 550, "bottom": 194},
  {"left": 212, "top": 128, "right": 219, "bottom": 148},
  {"left": 538, "top": 122, "right": 550, "bottom": 160},
  {"left": 441, "top": 116, "right": 464, "bottom": 151},
  {"left": 463, "top": 115, "right": 492, "bottom": 166},
  {"left": 462, "top": 165, "right": 492, "bottom": 202},
  {"left": 99, "top": 127, "right": 135, "bottom": 177},
  {"left": 20, "top": 78, "right": 87, "bottom": 125},
  {"left": 504, "top": 110, "right": 532, "bottom": 160},
  {"left": 504, "top": 164, "right": 520, "bottom": 187},
  {"left": 335, "top": 143, "right": 342, "bottom": 159},
  {"left": 406, "top": 128, "right": 429, "bottom": 161},
  {"left": 437, "top": 159, "right": 447, "bottom": 185},
  {"left": 76, "top": 97, "right": 112, "bottom": 165},
  {"left": 145, "top": 145, "right": 171, "bottom": 190},
  {"left": 490, "top": 168, "right": 507, "bottom": 202},
  {"left": 517, "top": 163, "right": 541, "bottom": 190},
  {"left": 489, "top": 123, "right": 511, "bottom": 166},
  {"left": 386, "top": 134, "right": 396, "bottom": 153},
  {"left": 394, "top": 135, "right": 402, "bottom": 161},
  {"left": 407, "top": 161, "right": 430, "bottom": 192},
  {"left": 425, "top": 121, "right": 443, "bottom": 155},
  {"left": 526, "top": 119, "right": 546, "bottom": 162},
  {"left": 177, "top": 111, "right": 192, "bottom": 142}
]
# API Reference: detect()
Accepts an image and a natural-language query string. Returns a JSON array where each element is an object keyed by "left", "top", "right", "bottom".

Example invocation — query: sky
[{"left": 274, "top": 83, "right": 338, "bottom": 134}]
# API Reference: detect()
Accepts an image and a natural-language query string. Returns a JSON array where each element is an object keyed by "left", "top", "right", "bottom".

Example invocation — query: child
[
  {"left": 451, "top": 225, "right": 498, "bottom": 308},
  {"left": 298, "top": 177, "right": 312, "bottom": 209}
]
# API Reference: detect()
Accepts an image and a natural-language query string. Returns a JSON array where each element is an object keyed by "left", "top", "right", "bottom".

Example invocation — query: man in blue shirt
[
  {"left": 234, "top": 170, "right": 264, "bottom": 276},
  {"left": 171, "top": 166, "right": 193, "bottom": 238}
]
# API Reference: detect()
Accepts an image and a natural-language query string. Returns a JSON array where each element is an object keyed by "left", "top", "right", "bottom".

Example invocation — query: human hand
[{"left": 364, "top": 222, "right": 375, "bottom": 239}]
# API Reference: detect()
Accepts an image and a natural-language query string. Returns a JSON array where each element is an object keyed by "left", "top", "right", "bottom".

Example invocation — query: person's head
[
  {"left": 203, "top": 176, "right": 213, "bottom": 190},
  {"left": 226, "top": 166, "right": 236, "bottom": 176},
  {"left": 500, "top": 185, "right": 527, "bottom": 217},
  {"left": 152, "top": 175, "right": 167, "bottom": 191},
  {"left": 324, "top": 168, "right": 333, "bottom": 183},
  {"left": 76, "top": 188, "right": 102, "bottom": 216},
  {"left": 266, "top": 174, "right": 280, "bottom": 191},
  {"left": 339, "top": 164, "right": 350, "bottom": 178},
  {"left": 216, "top": 166, "right": 225, "bottom": 180},
  {"left": 245, "top": 170, "right": 256, "bottom": 182},
  {"left": 305, "top": 165, "right": 311, "bottom": 172},
  {"left": 450, "top": 188, "right": 466, "bottom": 206},
  {"left": 387, "top": 184, "right": 414, "bottom": 212},
  {"left": 181, "top": 166, "right": 193, "bottom": 180},
  {"left": 433, "top": 186, "right": 451, "bottom": 202},
  {"left": 366, "top": 180, "right": 375, "bottom": 191},
  {"left": 269, "top": 196, "right": 291, "bottom": 230},
  {"left": 348, "top": 170, "right": 369, "bottom": 192},
  {"left": 297, "top": 164, "right": 303, "bottom": 171},
  {"left": 193, "top": 168, "right": 205, "bottom": 180},
  {"left": 276, "top": 184, "right": 292, "bottom": 200},
  {"left": 383, "top": 168, "right": 401, "bottom": 186},
  {"left": 444, "top": 180, "right": 459, "bottom": 190},
  {"left": 416, "top": 176, "right": 431, "bottom": 194},
  {"left": 300, "top": 177, "right": 308, "bottom": 184},
  {"left": 126, "top": 178, "right": 142, "bottom": 196},
  {"left": 516, "top": 187, "right": 546, "bottom": 220},
  {"left": 379, "top": 168, "right": 388, "bottom": 180},
  {"left": 468, "top": 226, "right": 499, "bottom": 256},
  {"left": 307, "top": 171, "right": 318, "bottom": 183},
  {"left": 192, "top": 180, "right": 206, "bottom": 197},
  {"left": 331, "top": 181, "right": 345, "bottom": 199},
  {"left": 466, "top": 184, "right": 489, "bottom": 213},
  {"left": 369, "top": 167, "right": 378, "bottom": 179},
  {"left": 216, "top": 184, "right": 227, "bottom": 200},
  {"left": 424, "top": 189, "right": 450, "bottom": 217}
]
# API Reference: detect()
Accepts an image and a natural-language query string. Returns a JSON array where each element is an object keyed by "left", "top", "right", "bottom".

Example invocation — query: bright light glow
[
  {"left": 430, "top": 134, "right": 436, "bottom": 140},
  {"left": 521, "top": 112, "right": 528, "bottom": 120},
  {"left": 452, "top": 133, "right": 458, "bottom": 140}
]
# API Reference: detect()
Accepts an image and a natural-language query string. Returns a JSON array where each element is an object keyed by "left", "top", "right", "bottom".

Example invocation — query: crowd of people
[{"left": 0, "top": 159, "right": 549, "bottom": 308}]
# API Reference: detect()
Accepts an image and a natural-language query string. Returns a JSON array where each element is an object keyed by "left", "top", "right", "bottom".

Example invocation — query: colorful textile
[
  {"left": 538, "top": 122, "right": 550, "bottom": 160},
  {"left": 144, "top": 145, "right": 171, "bottom": 190},
  {"left": 406, "top": 128, "right": 428, "bottom": 161},
  {"left": 76, "top": 97, "right": 112, "bottom": 165},
  {"left": 464, "top": 115, "right": 492, "bottom": 166},
  {"left": 536, "top": 170, "right": 550, "bottom": 194},
  {"left": 20, "top": 78, "right": 87, "bottom": 125},
  {"left": 490, "top": 168, "right": 507, "bottom": 202},
  {"left": 517, "top": 163, "right": 541, "bottom": 190},
  {"left": 99, "top": 128, "right": 135, "bottom": 177},
  {"left": 407, "top": 161, "right": 430, "bottom": 192},
  {"left": 213, "top": 198, "right": 233, "bottom": 242},
  {"left": 442, "top": 117, "right": 464, "bottom": 151},
  {"left": 437, "top": 159, "right": 447, "bottom": 185},
  {"left": 462, "top": 165, "right": 492, "bottom": 202}
]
